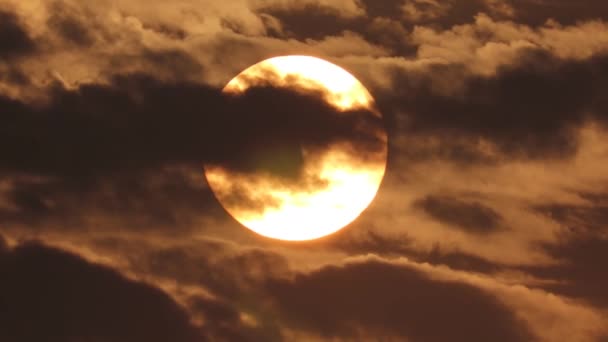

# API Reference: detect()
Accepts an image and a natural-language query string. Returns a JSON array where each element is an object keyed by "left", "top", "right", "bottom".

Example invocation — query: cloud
[
  {"left": 534, "top": 237, "right": 608, "bottom": 309},
  {"left": 387, "top": 50, "right": 608, "bottom": 162},
  {"left": 2, "top": 1, "right": 608, "bottom": 341},
  {"left": 0, "top": 73, "right": 384, "bottom": 229},
  {"left": 508, "top": 0, "right": 608, "bottom": 26},
  {"left": 401, "top": 0, "right": 453, "bottom": 23},
  {"left": 46, "top": 1, "right": 97, "bottom": 47},
  {"left": 414, "top": 195, "right": 504, "bottom": 233},
  {"left": 81, "top": 235, "right": 293, "bottom": 341},
  {"left": 535, "top": 200, "right": 608, "bottom": 235},
  {"left": 266, "top": 258, "right": 533, "bottom": 341},
  {"left": 124, "top": 238, "right": 290, "bottom": 300},
  {"left": 0, "top": 167, "right": 224, "bottom": 232},
  {"left": 324, "top": 230, "right": 502, "bottom": 273},
  {"left": 407, "top": 14, "right": 608, "bottom": 78},
  {"left": 0, "top": 10, "right": 35, "bottom": 61},
  {"left": 525, "top": 196, "right": 608, "bottom": 309},
  {"left": 0, "top": 238, "right": 205, "bottom": 342},
  {"left": 0, "top": 75, "right": 381, "bottom": 179},
  {"left": 253, "top": 0, "right": 366, "bottom": 19}
]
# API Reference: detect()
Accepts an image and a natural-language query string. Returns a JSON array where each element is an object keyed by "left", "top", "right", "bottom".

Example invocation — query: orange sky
[{"left": 1, "top": 1, "right": 608, "bottom": 341}]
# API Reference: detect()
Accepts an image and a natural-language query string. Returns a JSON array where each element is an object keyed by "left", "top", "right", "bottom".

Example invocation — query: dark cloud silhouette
[
  {"left": 359, "top": 0, "right": 406, "bottom": 19},
  {"left": 0, "top": 8, "right": 32, "bottom": 87},
  {"left": 266, "top": 259, "right": 533, "bottom": 341},
  {"left": 0, "top": 239, "right": 205, "bottom": 342},
  {"left": 414, "top": 195, "right": 503, "bottom": 233},
  {"left": 325, "top": 230, "right": 501, "bottom": 273},
  {"left": 46, "top": 2, "right": 96, "bottom": 46},
  {"left": 263, "top": 4, "right": 417, "bottom": 56},
  {"left": 262, "top": 5, "right": 363, "bottom": 40},
  {"left": 211, "top": 86, "right": 385, "bottom": 179},
  {"left": 324, "top": 230, "right": 414, "bottom": 256},
  {"left": 0, "top": 168, "right": 224, "bottom": 231},
  {"left": 0, "top": 66, "right": 30, "bottom": 86},
  {"left": 91, "top": 237, "right": 290, "bottom": 341},
  {"left": 509, "top": 0, "right": 608, "bottom": 26},
  {"left": 527, "top": 237, "right": 608, "bottom": 309},
  {"left": 0, "top": 75, "right": 382, "bottom": 180},
  {"left": 422, "top": 246, "right": 501, "bottom": 273},
  {"left": 188, "top": 296, "right": 283, "bottom": 342},
  {"left": 0, "top": 10, "right": 35, "bottom": 61},
  {"left": 263, "top": 0, "right": 505, "bottom": 40},
  {"left": 529, "top": 198, "right": 608, "bottom": 308},
  {"left": 387, "top": 50, "right": 608, "bottom": 161},
  {"left": 125, "top": 241, "right": 290, "bottom": 300},
  {"left": 535, "top": 202, "right": 608, "bottom": 234},
  {"left": 0, "top": 73, "right": 384, "bottom": 228},
  {"left": 109, "top": 49, "right": 206, "bottom": 80},
  {"left": 263, "top": 0, "right": 512, "bottom": 57}
]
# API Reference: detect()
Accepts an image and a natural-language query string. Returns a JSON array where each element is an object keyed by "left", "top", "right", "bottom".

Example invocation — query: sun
[{"left": 205, "top": 55, "right": 387, "bottom": 241}]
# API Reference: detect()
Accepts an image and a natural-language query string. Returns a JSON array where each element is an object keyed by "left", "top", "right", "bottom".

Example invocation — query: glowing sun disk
[{"left": 206, "top": 55, "right": 387, "bottom": 241}]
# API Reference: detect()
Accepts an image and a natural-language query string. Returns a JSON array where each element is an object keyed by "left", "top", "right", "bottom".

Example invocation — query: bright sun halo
[{"left": 205, "top": 55, "right": 388, "bottom": 241}]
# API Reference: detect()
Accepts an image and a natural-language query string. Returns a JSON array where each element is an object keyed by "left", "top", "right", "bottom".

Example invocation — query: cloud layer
[{"left": 2, "top": 0, "right": 608, "bottom": 341}]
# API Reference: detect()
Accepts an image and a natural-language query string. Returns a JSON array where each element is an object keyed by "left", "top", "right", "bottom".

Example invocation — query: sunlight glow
[
  {"left": 224, "top": 55, "right": 375, "bottom": 111},
  {"left": 206, "top": 55, "right": 387, "bottom": 241}
]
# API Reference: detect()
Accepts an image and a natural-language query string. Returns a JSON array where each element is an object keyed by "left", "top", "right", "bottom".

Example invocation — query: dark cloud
[
  {"left": 264, "top": 0, "right": 478, "bottom": 42},
  {"left": 266, "top": 259, "right": 532, "bottom": 341},
  {"left": 358, "top": 0, "right": 495, "bottom": 26},
  {"left": 0, "top": 239, "right": 205, "bottom": 342},
  {"left": 151, "top": 249, "right": 289, "bottom": 342},
  {"left": 0, "top": 234, "right": 6, "bottom": 252},
  {"left": 264, "top": 0, "right": 608, "bottom": 64},
  {"left": 92, "top": 237, "right": 289, "bottom": 341},
  {"left": 126, "top": 241, "right": 290, "bottom": 300},
  {"left": 0, "top": 75, "right": 382, "bottom": 180},
  {"left": 0, "top": 168, "right": 224, "bottom": 231},
  {"left": 0, "top": 10, "right": 35, "bottom": 60},
  {"left": 509, "top": 0, "right": 608, "bottom": 26},
  {"left": 387, "top": 50, "right": 608, "bottom": 161},
  {"left": 0, "top": 73, "right": 383, "bottom": 228},
  {"left": 325, "top": 230, "right": 414, "bottom": 256},
  {"left": 109, "top": 49, "right": 206, "bottom": 81},
  {"left": 264, "top": 0, "right": 510, "bottom": 57},
  {"left": 326, "top": 230, "right": 501, "bottom": 273},
  {"left": 359, "top": 0, "right": 406, "bottom": 19},
  {"left": 212, "top": 88, "right": 382, "bottom": 179},
  {"left": 263, "top": 5, "right": 417, "bottom": 56},
  {"left": 535, "top": 201, "right": 608, "bottom": 234},
  {"left": 528, "top": 198, "right": 608, "bottom": 309},
  {"left": 422, "top": 246, "right": 501, "bottom": 273},
  {"left": 188, "top": 296, "right": 282, "bottom": 342},
  {"left": 414, "top": 195, "right": 504, "bottom": 233},
  {"left": 46, "top": 3, "right": 95, "bottom": 46},
  {"left": 8, "top": 67, "right": 29, "bottom": 84},
  {"left": 262, "top": 6, "right": 362, "bottom": 40},
  {"left": 527, "top": 237, "right": 608, "bottom": 309}
]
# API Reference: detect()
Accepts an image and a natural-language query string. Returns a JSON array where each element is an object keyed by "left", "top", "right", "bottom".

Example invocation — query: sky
[{"left": 1, "top": 0, "right": 608, "bottom": 341}]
